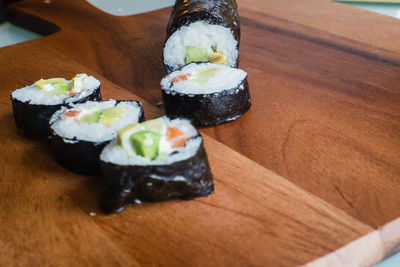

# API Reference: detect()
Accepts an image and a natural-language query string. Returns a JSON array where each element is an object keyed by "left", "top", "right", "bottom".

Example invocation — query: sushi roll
[
  {"left": 161, "top": 62, "right": 251, "bottom": 126},
  {"left": 99, "top": 116, "right": 214, "bottom": 213},
  {"left": 163, "top": 0, "right": 240, "bottom": 73},
  {"left": 49, "top": 100, "right": 145, "bottom": 175},
  {"left": 11, "top": 74, "right": 102, "bottom": 139}
]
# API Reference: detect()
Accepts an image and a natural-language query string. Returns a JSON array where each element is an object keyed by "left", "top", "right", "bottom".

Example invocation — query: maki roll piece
[
  {"left": 100, "top": 116, "right": 214, "bottom": 213},
  {"left": 11, "top": 74, "right": 102, "bottom": 139},
  {"left": 50, "top": 100, "right": 144, "bottom": 175},
  {"left": 163, "top": 0, "right": 240, "bottom": 73},
  {"left": 161, "top": 63, "right": 251, "bottom": 126}
]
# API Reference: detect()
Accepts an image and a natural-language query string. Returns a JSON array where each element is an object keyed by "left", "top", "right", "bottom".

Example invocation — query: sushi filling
[
  {"left": 101, "top": 117, "right": 200, "bottom": 166},
  {"left": 50, "top": 100, "right": 142, "bottom": 142},
  {"left": 164, "top": 21, "right": 238, "bottom": 71},
  {"left": 11, "top": 74, "right": 100, "bottom": 105},
  {"left": 161, "top": 63, "right": 247, "bottom": 94}
]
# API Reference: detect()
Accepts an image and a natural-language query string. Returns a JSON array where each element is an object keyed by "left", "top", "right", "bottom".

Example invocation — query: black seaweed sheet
[
  {"left": 166, "top": 0, "right": 240, "bottom": 41},
  {"left": 162, "top": 79, "right": 251, "bottom": 126},
  {"left": 100, "top": 138, "right": 214, "bottom": 213},
  {"left": 50, "top": 100, "right": 144, "bottom": 175},
  {"left": 11, "top": 86, "right": 102, "bottom": 139},
  {"left": 164, "top": 0, "right": 240, "bottom": 73},
  {"left": 51, "top": 136, "right": 109, "bottom": 175}
]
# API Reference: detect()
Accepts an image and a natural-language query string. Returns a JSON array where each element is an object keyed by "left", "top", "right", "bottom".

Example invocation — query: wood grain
[
  {"left": 305, "top": 217, "right": 400, "bottom": 267},
  {"left": 6, "top": 0, "right": 400, "bottom": 228},
  {"left": 0, "top": 42, "right": 374, "bottom": 266},
  {"left": 1, "top": 0, "right": 400, "bottom": 265}
]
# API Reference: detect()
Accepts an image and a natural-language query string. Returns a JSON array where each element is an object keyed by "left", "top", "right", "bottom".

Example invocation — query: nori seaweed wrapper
[
  {"left": 11, "top": 86, "right": 102, "bottom": 139},
  {"left": 51, "top": 136, "right": 109, "bottom": 175},
  {"left": 50, "top": 101, "right": 144, "bottom": 175},
  {"left": 164, "top": 0, "right": 241, "bottom": 73},
  {"left": 162, "top": 78, "right": 251, "bottom": 126},
  {"left": 166, "top": 0, "right": 240, "bottom": 42},
  {"left": 100, "top": 137, "right": 214, "bottom": 213}
]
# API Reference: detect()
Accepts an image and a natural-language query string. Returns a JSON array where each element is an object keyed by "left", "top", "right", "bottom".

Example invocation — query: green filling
[
  {"left": 80, "top": 111, "right": 101, "bottom": 124},
  {"left": 195, "top": 72, "right": 215, "bottom": 83},
  {"left": 130, "top": 130, "right": 161, "bottom": 160},
  {"left": 101, "top": 107, "right": 124, "bottom": 117},
  {"left": 71, "top": 74, "right": 85, "bottom": 87},
  {"left": 117, "top": 119, "right": 166, "bottom": 159},
  {"left": 79, "top": 107, "right": 125, "bottom": 125},
  {"left": 51, "top": 82, "right": 69, "bottom": 95},
  {"left": 117, "top": 123, "right": 140, "bottom": 150},
  {"left": 99, "top": 107, "right": 125, "bottom": 126},
  {"left": 141, "top": 118, "right": 164, "bottom": 134},
  {"left": 34, "top": 78, "right": 70, "bottom": 95},
  {"left": 195, "top": 67, "right": 219, "bottom": 83},
  {"left": 185, "top": 46, "right": 208, "bottom": 64}
]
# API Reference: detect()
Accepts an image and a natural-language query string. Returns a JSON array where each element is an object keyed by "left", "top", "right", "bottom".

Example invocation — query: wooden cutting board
[{"left": 1, "top": 0, "right": 400, "bottom": 266}]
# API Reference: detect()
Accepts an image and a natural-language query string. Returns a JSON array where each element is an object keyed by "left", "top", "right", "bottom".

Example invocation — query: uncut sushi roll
[
  {"left": 163, "top": 0, "right": 240, "bottom": 73},
  {"left": 100, "top": 116, "right": 214, "bottom": 213},
  {"left": 11, "top": 74, "right": 102, "bottom": 139},
  {"left": 49, "top": 100, "right": 144, "bottom": 175},
  {"left": 161, "top": 62, "right": 251, "bottom": 126}
]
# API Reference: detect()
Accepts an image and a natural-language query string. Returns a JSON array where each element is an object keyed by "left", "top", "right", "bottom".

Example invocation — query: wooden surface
[{"left": 1, "top": 0, "right": 400, "bottom": 265}]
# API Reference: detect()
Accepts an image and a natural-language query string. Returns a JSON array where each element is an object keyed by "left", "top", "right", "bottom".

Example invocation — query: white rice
[
  {"left": 163, "top": 21, "right": 238, "bottom": 71},
  {"left": 101, "top": 137, "right": 201, "bottom": 166},
  {"left": 50, "top": 100, "right": 142, "bottom": 142},
  {"left": 161, "top": 63, "right": 247, "bottom": 94},
  {"left": 11, "top": 75, "right": 100, "bottom": 105},
  {"left": 100, "top": 117, "right": 200, "bottom": 166}
]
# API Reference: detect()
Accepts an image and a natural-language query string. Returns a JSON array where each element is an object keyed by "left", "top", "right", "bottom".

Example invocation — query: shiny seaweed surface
[
  {"left": 49, "top": 100, "right": 144, "bottom": 175},
  {"left": 166, "top": 0, "right": 240, "bottom": 41},
  {"left": 162, "top": 79, "right": 251, "bottom": 126},
  {"left": 100, "top": 139, "right": 214, "bottom": 213},
  {"left": 11, "top": 86, "right": 102, "bottom": 139},
  {"left": 164, "top": 0, "right": 241, "bottom": 73}
]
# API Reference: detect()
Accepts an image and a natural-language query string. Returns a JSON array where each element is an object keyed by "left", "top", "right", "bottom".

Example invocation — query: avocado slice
[
  {"left": 80, "top": 111, "right": 101, "bottom": 124},
  {"left": 34, "top": 78, "right": 69, "bottom": 95},
  {"left": 185, "top": 46, "right": 208, "bottom": 64},
  {"left": 195, "top": 72, "right": 215, "bottom": 83},
  {"left": 34, "top": 79, "right": 47, "bottom": 89},
  {"left": 71, "top": 74, "right": 86, "bottom": 86},
  {"left": 99, "top": 116, "right": 119, "bottom": 127},
  {"left": 141, "top": 118, "right": 165, "bottom": 135},
  {"left": 98, "top": 107, "right": 125, "bottom": 126},
  {"left": 117, "top": 123, "right": 143, "bottom": 155},
  {"left": 101, "top": 107, "right": 125, "bottom": 117},
  {"left": 195, "top": 67, "right": 220, "bottom": 83},
  {"left": 130, "top": 130, "right": 161, "bottom": 160}
]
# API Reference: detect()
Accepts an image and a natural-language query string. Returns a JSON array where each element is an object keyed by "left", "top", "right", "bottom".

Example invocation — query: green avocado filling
[
  {"left": 101, "top": 107, "right": 124, "bottom": 117},
  {"left": 195, "top": 67, "right": 220, "bottom": 83},
  {"left": 117, "top": 123, "right": 140, "bottom": 154},
  {"left": 99, "top": 107, "right": 125, "bottom": 126},
  {"left": 34, "top": 78, "right": 70, "bottom": 95},
  {"left": 79, "top": 107, "right": 125, "bottom": 126},
  {"left": 71, "top": 77, "right": 76, "bottom": 88},
  {"left": 141, "top": 119, "right": 164, "bottom": 135},
  {"left": 130, "top": 130, "right": 161, "bottom": 160},
  {"left": 117, "top": 118, "right": 165, "bottom": 159},
  {"left": 185, "top": 45, "right": 227, "bottom": 65},
  {"left": 185, "top": 46, "right": 208, "bottom": 64},
  {"left": 80, "top": 111, "right": 101, "bottom": 124}
]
